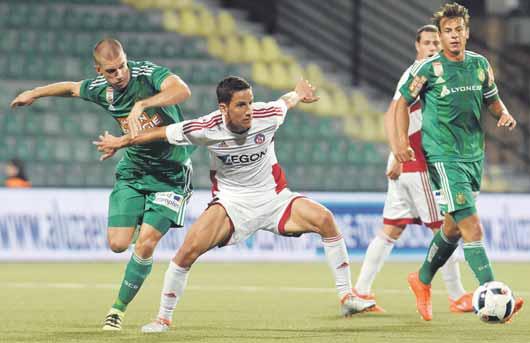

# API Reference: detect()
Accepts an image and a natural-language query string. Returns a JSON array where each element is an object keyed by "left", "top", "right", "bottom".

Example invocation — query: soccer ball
[{"left": 472, "top": 281, "right": 515, "bottom": 323}]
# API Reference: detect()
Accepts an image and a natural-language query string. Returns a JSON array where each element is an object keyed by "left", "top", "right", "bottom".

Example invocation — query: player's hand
[
  {"left": 128, "top": 102, "right": 145, "bottom": 138},
  {"left": 496, "top": 112, "right": 516, "bottom": 131},
  {"left": 295, "top": 78, "right": 319, "bottom": 103},
  {"left": 386, "top": 160, "right": 402, "bottom": 180},
  {"left": 10, "top": 90, "right": 37, "bottom": 108},
  {"left": 394, "top": 146, "right": 415, "bottom": 163},
  {"left": 93, "top": 131, "right": 122, "bottom": 160},
  {"left": 99, "top": 148, "right": 116, "bottom": 161}
]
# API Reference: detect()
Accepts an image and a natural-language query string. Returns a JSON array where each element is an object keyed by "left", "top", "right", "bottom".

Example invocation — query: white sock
[
  {"left": 157, "top": 261, "right": 190, "bottom": 322},
  {"left": 354, "top": 231, "right": 395, "bottom": 295},
  {"left": 323, "top": 234, "right": 352, "bottom": 299},
  {"left": 440, "top": 250, "right": 466, "bottom": 300}
]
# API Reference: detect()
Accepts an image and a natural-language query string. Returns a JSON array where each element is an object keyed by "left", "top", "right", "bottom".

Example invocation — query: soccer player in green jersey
[
  {"left": 392, "top": 2, "right": 523, "bottom": 321},
  {"left": 10, "top": 39, "right": 193, "bottom": 330}
]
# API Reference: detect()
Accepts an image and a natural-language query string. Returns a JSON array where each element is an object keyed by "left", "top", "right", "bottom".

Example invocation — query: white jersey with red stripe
[
  {"left": 389, "top": 60, "right": 427, "bottom": 173},
  {"left": 383, "top": 60, "right": 442, "bottom": 228},
  {"left": 165, "top": 100, "right": 289, "bottom": 199}
]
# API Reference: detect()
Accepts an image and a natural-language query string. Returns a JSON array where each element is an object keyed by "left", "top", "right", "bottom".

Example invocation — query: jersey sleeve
[
  {"left": 482, "top": 58, "right": 500, "bottom": 105},
  {"left": 143, "top": 61, "right": 173, "bottom": 91},
  {"left": 252, "top": 100, "right": 288, "bottom": 127},
  {"left": 79, "top": 78, "right": 100, "bottom": 102},
  {"left": 166, "top": 114, "right": 222, "bottom": 146},
  {"left": 399, "top": 63, "right": 430, "bottom": 105},
  {"left": 393, "top": 66, "right": 413, "bottom": 101}
]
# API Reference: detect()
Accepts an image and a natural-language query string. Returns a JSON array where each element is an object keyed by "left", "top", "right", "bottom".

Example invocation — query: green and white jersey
[
  {"left": 399, "top": 50, "right": 499, "bottom": 162},
  {"left": 80, "top": 60, "right": 193, "bottom": 180}
]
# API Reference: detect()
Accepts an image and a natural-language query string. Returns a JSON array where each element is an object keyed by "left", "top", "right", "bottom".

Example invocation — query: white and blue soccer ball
[{"left": 472, "top": 281, "right": 515, "bottom": 324}]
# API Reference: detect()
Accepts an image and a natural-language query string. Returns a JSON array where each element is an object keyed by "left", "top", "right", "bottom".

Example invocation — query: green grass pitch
[{"left": 0, "top": 262, "right": 528, "bottom": 343}]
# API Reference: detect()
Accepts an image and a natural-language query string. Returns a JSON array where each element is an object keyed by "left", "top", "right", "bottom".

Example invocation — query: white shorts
[
  {"left": 382, "top": 171, "right": 443, "bottom": 229},
  {"left": 209, "top": 188, "right": 304, "bottom": 246}
]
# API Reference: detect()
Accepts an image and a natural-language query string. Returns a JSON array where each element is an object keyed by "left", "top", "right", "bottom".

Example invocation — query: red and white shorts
[
  {"left": 210, "top": 188, "right": 304, "bottom": 246},
  {"left": 383, "top": 171, "right": 443, "bottom": 229}
]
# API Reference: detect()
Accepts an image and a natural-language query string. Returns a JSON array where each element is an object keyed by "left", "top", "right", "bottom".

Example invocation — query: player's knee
[
  {"left": 134, "top": 238, "right": 157, "bottom": 258},
  {"left": 108, "top": 239, "right": 129, "bottom": 253},
  {"left": 177, "top": 242, "right": 202, "bottom": 266},
  {"left": 383, "top": 225, "right": 404, "bottom": 240},
  {"left": 466, "top": 222, "right": 483, "bottom": 241},
  {"left": 315, "top": 208, "right": 338, "bottom": 236}
]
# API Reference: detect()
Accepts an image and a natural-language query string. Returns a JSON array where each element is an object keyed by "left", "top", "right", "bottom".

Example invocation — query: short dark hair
[
  {"left": 216, "top": 76, "right": 251, "bottom": 104},
  {"left": 416, "top": 24, "right": 439, "bottom": 42},
  {"left": 432, "top": 2, "right": 470, "bottom": 30}
]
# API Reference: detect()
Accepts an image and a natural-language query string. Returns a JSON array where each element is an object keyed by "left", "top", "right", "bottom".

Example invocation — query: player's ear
[
  {"left": 219, "top": 103, "right": 228, "bottom": 116},
  {"left": 466, "top": 27, "right": 470, "bottom": 39}
]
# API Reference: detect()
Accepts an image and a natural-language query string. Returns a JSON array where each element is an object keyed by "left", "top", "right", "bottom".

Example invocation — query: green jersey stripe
[{"left": 435, "top": 162, "right": 455, "bottom": 212}]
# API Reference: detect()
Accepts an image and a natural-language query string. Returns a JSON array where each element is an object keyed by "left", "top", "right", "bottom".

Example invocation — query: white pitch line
[{"left": 1, "top": 282, "right": 529, "bottom": 296}]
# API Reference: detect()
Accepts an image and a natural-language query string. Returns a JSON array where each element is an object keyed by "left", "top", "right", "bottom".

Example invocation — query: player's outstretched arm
[
  {"left": 94, "top": 126, "right": 168, "bottom": 155},
  {"left": 10, "top": 82, "right": 82, "bottom": 108},
  {"left": 128, "top": 75, "right": 191, "bottom": 138},
  {"left": 488, "top": 99, "right": 517, "bottom": 131},
  {"left": 280, "top": 78, "right": 319, "bottom": 109},
  {"left": 393, "top": 96, "right": 415, "bottom": 163}
]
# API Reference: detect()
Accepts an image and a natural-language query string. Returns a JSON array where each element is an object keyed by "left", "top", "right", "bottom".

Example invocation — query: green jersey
[
  {"left": 399, "top": 50, "right": 499, "bottom": 162},
  {"left": 80, "top": 60, "right": 193, "bottom": 184}
]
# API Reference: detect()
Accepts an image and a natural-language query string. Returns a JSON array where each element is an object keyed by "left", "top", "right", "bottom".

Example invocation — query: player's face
[
  {"left": 415, "top": 31, "right": 441, "bottom": 60},
  {"left": 221, "top": 88, "right": 253, "bottom": 133},
  {"left": 439, "top": 17, "right": 468, "bottom": 57},
  {"left": 95, "top": 52, "right": 130, "bottom": 90}
]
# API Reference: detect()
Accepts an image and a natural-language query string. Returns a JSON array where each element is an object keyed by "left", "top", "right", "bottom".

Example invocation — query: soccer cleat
[
  {"left": 408, "top": 272, "right": 432, "bottom": 321},
  {"left": 449, "top": 292, "right": 474, "bottom": 313},
  {"left": 352, "top": 289, "right": 386, "bottom": 313},
  {"left": 340, "top": 293, "right": 376, "bottom": 317},
  {"left": 102, "top": 308, "right": 125, "bottom": 331},
  {"left": 141, "top": 317, "right": 171, "bottom": 333}
]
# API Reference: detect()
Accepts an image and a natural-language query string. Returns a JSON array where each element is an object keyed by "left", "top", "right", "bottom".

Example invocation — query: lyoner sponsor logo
[{"left": 440, "top": 84, "right": 482, "bottom": 98}]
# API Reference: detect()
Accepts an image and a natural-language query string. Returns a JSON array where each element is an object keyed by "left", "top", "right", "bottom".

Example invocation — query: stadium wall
[{"left": 1, "top": 189, "right": 529, "bottom": 262}]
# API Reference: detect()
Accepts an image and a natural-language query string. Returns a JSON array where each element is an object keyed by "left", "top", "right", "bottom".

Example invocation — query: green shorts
[
  {"left": 107, "top": 178, "right": 192, "bottom": 235},
  {"left": 428, "top": 160, "right": 482, "bottom": 215}
]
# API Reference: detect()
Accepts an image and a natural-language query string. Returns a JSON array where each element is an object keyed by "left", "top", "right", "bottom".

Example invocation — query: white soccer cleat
[
  {"left": 102, "top": 308, "right": 125, "bottom": 331},
  {"left": 340, "top": 293, "right": 376, "bottom": 316},
  {"left": 141, "top": 317, "right": 171, "bottom": 333}
]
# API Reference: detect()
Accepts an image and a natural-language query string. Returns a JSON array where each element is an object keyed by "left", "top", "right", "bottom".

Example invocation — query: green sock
[
  {"left": 419, "top": 230, "right": 458, "bottom": 285},
  {"left": 112, "top": 253, "right": 153, "bottom": 312},
  {"left": 463, "top": 241, "right": 494, "bottom": 284}
]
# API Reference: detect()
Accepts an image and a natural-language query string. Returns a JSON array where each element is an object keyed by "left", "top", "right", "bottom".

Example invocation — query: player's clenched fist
[{"left": 10, "top": 90, "right": 37, "bottom": 108}]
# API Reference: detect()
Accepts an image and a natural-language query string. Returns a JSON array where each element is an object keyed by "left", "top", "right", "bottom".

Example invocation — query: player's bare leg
[
  {"left": 103, "top": 224, "right": 163, "bottom": 331},
  {"left": 354, "top": 224, "right": 404, "bottom": 313},
  {"left": 142, "top": 205, "right": 232, "bottom": 333},
  {"left": 107, "top": 227, "right": 136, "bottom": 253},
  {"left": 283, "top": 198, "right": 375, "bottom": 316}
]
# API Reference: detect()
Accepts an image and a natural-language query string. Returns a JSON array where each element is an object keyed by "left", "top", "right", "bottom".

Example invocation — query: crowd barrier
[{"left": 1, "top": 189, "right": 529, "bottom": 261}]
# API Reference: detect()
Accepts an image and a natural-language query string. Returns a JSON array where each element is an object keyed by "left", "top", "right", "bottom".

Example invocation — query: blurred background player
[
  {"left": 4, "top": 159, "right": 31, "bottom": 188},
  {"left": 10, "top": 38, "right": 193, "bottom": 330},
  {"left": 95, "top": 76, "right": 376, "bottom": 332},
  {"left": 353, "top": 24, "right": 472, "bottom": 313},
  {"left": 393, "top": 2, "right": 523, "bottom": 321}
]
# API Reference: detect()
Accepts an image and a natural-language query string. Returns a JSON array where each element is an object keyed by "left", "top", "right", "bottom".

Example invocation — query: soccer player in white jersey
[
  {"left": 352, "top": 25, "right": 472, "bottom": 313},
  {"left": 95, "top": 76, "right": 375, "bottom": 332}
]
